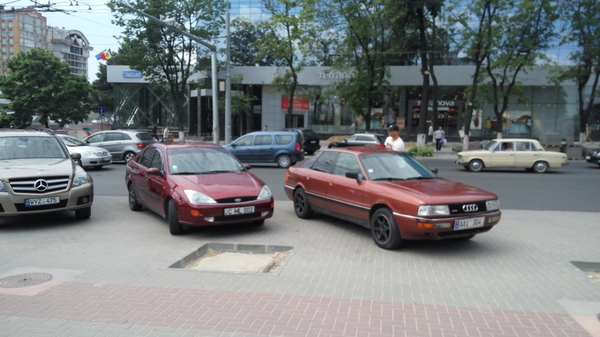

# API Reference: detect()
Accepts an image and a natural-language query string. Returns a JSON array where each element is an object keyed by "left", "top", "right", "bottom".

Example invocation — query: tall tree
[
  {"left": 0, "top": 48, "right": 91, "bottom": 128},
  {"left": 329, "top": 0, "right": 391, "bottom": 132},
  {"left": 108, "top": 0, "right": 226, "bottom": 131},
  {"left": 256, "top": 0, "right": 315, "bottom": 127},
  {"left": 448, "top": 0, "right": 495, "bottom": 149},
  {"left": 482, "top": 0, "right": 558, "bottom": 138},
  {"left": 555, "top": 0, "right": 600, "bottom": 143},
  {"left": 229, "top": 18, "right": 277, "bottom": 66}
]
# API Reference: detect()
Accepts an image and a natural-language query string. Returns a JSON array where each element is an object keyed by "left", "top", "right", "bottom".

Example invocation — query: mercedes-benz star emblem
[
  {"left": 462, "top": 204, "right": 478, "bottom": 212},
  {"left": 34, "top": 179, "right": 49, "bottom": 192}
]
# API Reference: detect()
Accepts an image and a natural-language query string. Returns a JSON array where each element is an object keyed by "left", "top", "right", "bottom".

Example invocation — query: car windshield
[
  {"left": 359, "top": 152, "right": 438, "bottom": 181},
  {"left": 61, "top": 136, "right": 86, "bottom": 147},
  {"left": 167, "top": 147, "right": 245, "bottom": 174},
  {"left": 484, "top": 141, "right": 499, "bottom": 151},
  {"left": 0, "top": 136, "right": 68, "bottom": 160}
]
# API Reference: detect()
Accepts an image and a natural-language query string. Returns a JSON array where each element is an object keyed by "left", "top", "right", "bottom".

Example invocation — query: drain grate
[{"left": 0, "top": 273, "right": 53, "bottom": 288}]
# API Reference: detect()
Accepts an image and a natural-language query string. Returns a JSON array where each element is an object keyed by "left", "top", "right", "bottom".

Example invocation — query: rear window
[
  {"left": 136, "top": 132, "right": 154, "bottom": 141},
  {"left": 302, "top": 129, "right": 318, "bottom": 138},
  {"left": 275, "top": 135, "right": 293, "bottom": 145}
]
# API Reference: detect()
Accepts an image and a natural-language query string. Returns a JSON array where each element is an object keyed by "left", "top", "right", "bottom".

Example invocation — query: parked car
[
  {"left": 224, "top": 131, "right": 304, "bottom": 168},
  {"left": 0, "top": 129, "right": 94, "bottom": 219},
  {"left": 328, "top": 133, "right": 386, "bottom": 148},
  {"left": 125, "top": 142, "right": 274, "bottom": 235},
  {"left": 57, "top": 134, "right": 112, "bottom": 170},
  {"left": 279, "top": 128, "right": 321, "bottom": 154},
  {"left": 83, "top": 130, "right": 154, "bottom": 163},
  {"left": 456, "top": 138, "right": 568, "bottom": 173},
  {"left": 284, "top": 146, "right": 501, "bottom": 250},
  {"left": 585, "top": 150, "right": 600, "bottom": 166}
]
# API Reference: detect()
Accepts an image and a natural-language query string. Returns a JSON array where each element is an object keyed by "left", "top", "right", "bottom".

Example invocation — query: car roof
[
  {"left": 323, "top": 146, "right": 396, "bottom": 155},
  {"left": 0, "top": 129, "right": 54, "bottom": 137},
  {"left": 352, "top": 133, "right": 385, "bottom": 137},
  {"left": 490, "top": 138, "right": 538, "bottom": 142},
  {"left": 246, "top": 131, "right": 299, "bottom": 136},
  {"left": 150, "top": 142, "right": 224, "bottom": 150}
]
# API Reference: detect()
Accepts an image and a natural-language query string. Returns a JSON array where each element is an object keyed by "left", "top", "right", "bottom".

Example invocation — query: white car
[
  {"left": 456, "top": 138, "right": 567, "bottom": 173},
  {"left": 58, "top": 134, "right": 112, "bottom": 169}
]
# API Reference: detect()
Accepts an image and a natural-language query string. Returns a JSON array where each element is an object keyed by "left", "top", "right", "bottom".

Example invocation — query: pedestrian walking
[{"left": 434, "top": 126, "right": 445, "bottom": 151}]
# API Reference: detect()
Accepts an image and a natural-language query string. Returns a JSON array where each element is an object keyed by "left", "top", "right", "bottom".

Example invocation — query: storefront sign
[
  {"left": 416, "top": 100, "right": 456, "bottom": 107},
  {"left": 281, "top": 95, "right": 309, "bottom": 111}
]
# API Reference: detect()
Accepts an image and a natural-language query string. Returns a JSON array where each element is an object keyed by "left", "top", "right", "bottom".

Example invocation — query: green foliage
[
  {"left": 108, "top": 0, "right": 226, "bottom": 130},
  {"left": 408, "top": 146, "right": 433, "bottom": 157},
  {"left": 0, "top": 48, "right": 91, "bottom": 128}
]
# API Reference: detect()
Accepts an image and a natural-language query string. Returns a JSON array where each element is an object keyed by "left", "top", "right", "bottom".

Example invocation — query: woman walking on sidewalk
[{"left": 434, "top": 126, "right": 445, "bottom": 151}]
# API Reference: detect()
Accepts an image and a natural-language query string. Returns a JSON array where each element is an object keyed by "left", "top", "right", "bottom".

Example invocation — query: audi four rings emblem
[
  {"left": 34, "top": 179, "right": 49, "bottom": 192},
  {"left": 462, "top": 204, "right": 478, "bottom": 212}
]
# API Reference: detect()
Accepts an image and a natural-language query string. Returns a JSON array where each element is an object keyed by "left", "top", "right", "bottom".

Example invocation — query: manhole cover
[{"left": 0, "top": 273, "right": 53, "bottom": 288}]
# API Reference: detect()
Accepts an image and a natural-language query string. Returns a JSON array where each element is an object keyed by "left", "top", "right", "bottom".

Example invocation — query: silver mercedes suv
[{"left": 0, "top": 129, "right": 94, "bottom": 219}]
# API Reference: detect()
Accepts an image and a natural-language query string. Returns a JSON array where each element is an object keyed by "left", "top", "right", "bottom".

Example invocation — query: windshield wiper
[{"left": 373, "top": 177, "right": 404, "bottom": 181}]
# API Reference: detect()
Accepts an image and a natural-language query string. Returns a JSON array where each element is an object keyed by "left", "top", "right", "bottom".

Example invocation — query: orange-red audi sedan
[
  {"left": 126, "top": 142, "right": 274, "bottom": 235},
  {"left": 284, "top": 147, "right": 501, "bottom": 249}
]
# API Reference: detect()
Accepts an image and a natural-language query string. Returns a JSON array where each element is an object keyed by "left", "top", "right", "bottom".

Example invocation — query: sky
[{"left": 5, "top": 0, "right": 123, "bottom": 81}]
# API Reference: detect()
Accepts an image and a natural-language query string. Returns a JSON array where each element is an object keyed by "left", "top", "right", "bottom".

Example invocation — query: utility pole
[{"left": 116, "top": 2, "right": 221, "bottom": 144}]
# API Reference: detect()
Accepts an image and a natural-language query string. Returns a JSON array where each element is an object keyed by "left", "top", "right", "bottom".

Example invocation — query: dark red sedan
[
  {"left": 126, "top": 142, "right": 274, "bottom": 235},
  {"left": 284, "top": 147, "right": 501, "bottom": 249}
]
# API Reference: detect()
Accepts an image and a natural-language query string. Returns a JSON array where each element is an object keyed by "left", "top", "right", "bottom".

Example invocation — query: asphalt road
[{"left": 91, "top": 157, "right": 600, "bottom": 212}]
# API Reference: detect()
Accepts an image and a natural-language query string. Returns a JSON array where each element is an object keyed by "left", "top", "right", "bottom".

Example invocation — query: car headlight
[
  {"left": 184, "top": 190, "right": 217, "bottom": 204},
  {"left": 0, "top": 181, "right": 6, "bottom": 192},
  {"left": 82, "top": 151, "right": 96, "bottom": 156},
  {"left": 72, "top": 171, "right": 91, "bottom": 187},
  {"left": 417, "top": 205, "right": 450, "bottom": 216},
  {"left": 257, "top": 185, "right": 272, "bottom": 200},
  {"left": 486, "top": 199, "right": 500, "bottom": 211}
]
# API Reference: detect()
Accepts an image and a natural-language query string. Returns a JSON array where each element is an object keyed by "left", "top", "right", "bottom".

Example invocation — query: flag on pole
[{"left": 95, "top": 49, "right": 113, "bottom": 61}]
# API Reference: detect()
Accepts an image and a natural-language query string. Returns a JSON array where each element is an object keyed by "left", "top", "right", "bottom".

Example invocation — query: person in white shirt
[
  {"left": 384, "top": 124, "right": 405, "bottom": 151},
  {"left": 427, "top": 123, "right": 433, "bottom": 144},
  {"left": 434, "top": 126, "right": 445, "bottom": 151}
]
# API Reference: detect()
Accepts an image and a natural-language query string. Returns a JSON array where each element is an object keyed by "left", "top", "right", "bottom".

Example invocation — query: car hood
[
  {"left": 0, "top": 158, "right": 74, "bottom": 179},
  {"left": 171, "top": 171, "right": 265, "bottom": 198},
  {"left": 66, "top": 145, "right": 109, "bottom": 155},
  {"left": 377, "top": 178, "right": 497, "bottom": 203},
  {"left": 457, "top": 149, "right": 491, "bottom": 156}
]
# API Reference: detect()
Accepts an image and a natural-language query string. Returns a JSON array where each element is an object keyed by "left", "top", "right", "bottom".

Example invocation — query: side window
[
  {"left": 255, "top": 135, "right": 272, "bottom": 145},
  {"left": 346, "top": 135, "right": 357, "bottom": 142},
  {"left": 234, "top": 135, "right": 252, "bottom": 146},
  {"left": 516, "top": 141, "right": 533, "bottom": 151},
  {"left": 356, "top": 135, "right": 370, "bottom": 142},
  {"left": 106, "top": 132, "right": 126, "bottom": 141},
  {"left": 311, "top": 151, "right": 337, "bottom": 173},
  {"left": 139, "top": 148, "right": 156, "bottom": 167},
  {"left": 333, "top": 152, "right": 362, "bottom": 179},
  {"left": 150, "top": 150, "right": 162, "bottom": 169},
  {"left": 275, "top": 135, "right": 293, "bottom": 145},
  {"left": 86, "top": 134, "right": 104, "bottom": 143}
]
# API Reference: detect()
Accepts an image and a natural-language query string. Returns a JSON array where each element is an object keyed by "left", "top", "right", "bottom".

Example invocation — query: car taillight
[
  {"left": 295, "top": 143, "right": 301, "bottom": 151},
  {"left": 136, "top": 143, "right": 145, "bottom": 149}
]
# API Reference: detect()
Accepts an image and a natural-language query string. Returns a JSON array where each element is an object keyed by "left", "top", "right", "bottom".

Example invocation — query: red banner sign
[{"left": 281, "top": 95, "right": 309, "bottom": 111}]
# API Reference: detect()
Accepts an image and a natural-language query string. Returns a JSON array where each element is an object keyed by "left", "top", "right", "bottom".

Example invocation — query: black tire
[
  {"left": 128, "top": 185, "right": 142, "bottom": 211},
  {"left": 293, "top": 188, "right": 314, "bottom": 219},
  {"left": 370, "top": 208, "right": 403, "bottom": 250},
  {"left": 168, "top": 199, "right": 183, "bottom": 235},
  {"left": 329, "top": 144, "right": 337, "bottom": 148},
  {"left": 277, "top": 154, "right": 292, "bottom": 168},
  {"left": 75, "top": 207, "right": 91, "bottom": 219},
  {"left": 532, "top": 161, "right": 549, "bottom": 173},
  {"left": 123, "top": 151, "right": 136, "bottom": 162},
  {"left": 467, "top": 159, "right": 484, "bottom": 172},
  {"left": 306, "top": 150, "right": 315, "bottom": 155}
]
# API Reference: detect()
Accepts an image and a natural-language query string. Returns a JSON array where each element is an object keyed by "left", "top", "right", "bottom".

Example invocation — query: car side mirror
[
  {"left": 71, "top": 153, "right": 81, "bottom": 160},
  {"left": 146, "top": 167, "right": 161, "bottom": 176},
  {"left": 431, "top": 168, "right": 438, "bottom": 174},
  {"left": 346, "top": 171, "right": 363, "bottom": 183},
  {"left": 243, "top": 164, "right": 252, "bottom": 170}
]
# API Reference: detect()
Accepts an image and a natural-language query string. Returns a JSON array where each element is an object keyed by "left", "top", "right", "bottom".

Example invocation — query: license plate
[
  {"left": 224, "top": 206, "right": 255, "bottom": 216},
  {"left": 24, "top": 197, "right": 60, "bottom": 207},
  {"left": 454, "top": 217, "right": 484, "bottom": 230},
  {"left": 310, "top": 140, "right": 317, "bottom": 144},
  {"left": 102, "top": 158, "right": 111, "bottom": 162}
]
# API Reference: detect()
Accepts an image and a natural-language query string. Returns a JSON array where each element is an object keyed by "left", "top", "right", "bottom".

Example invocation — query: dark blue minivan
[{"left": 223, "top": 131, "right": 304, "bottom": 168}]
